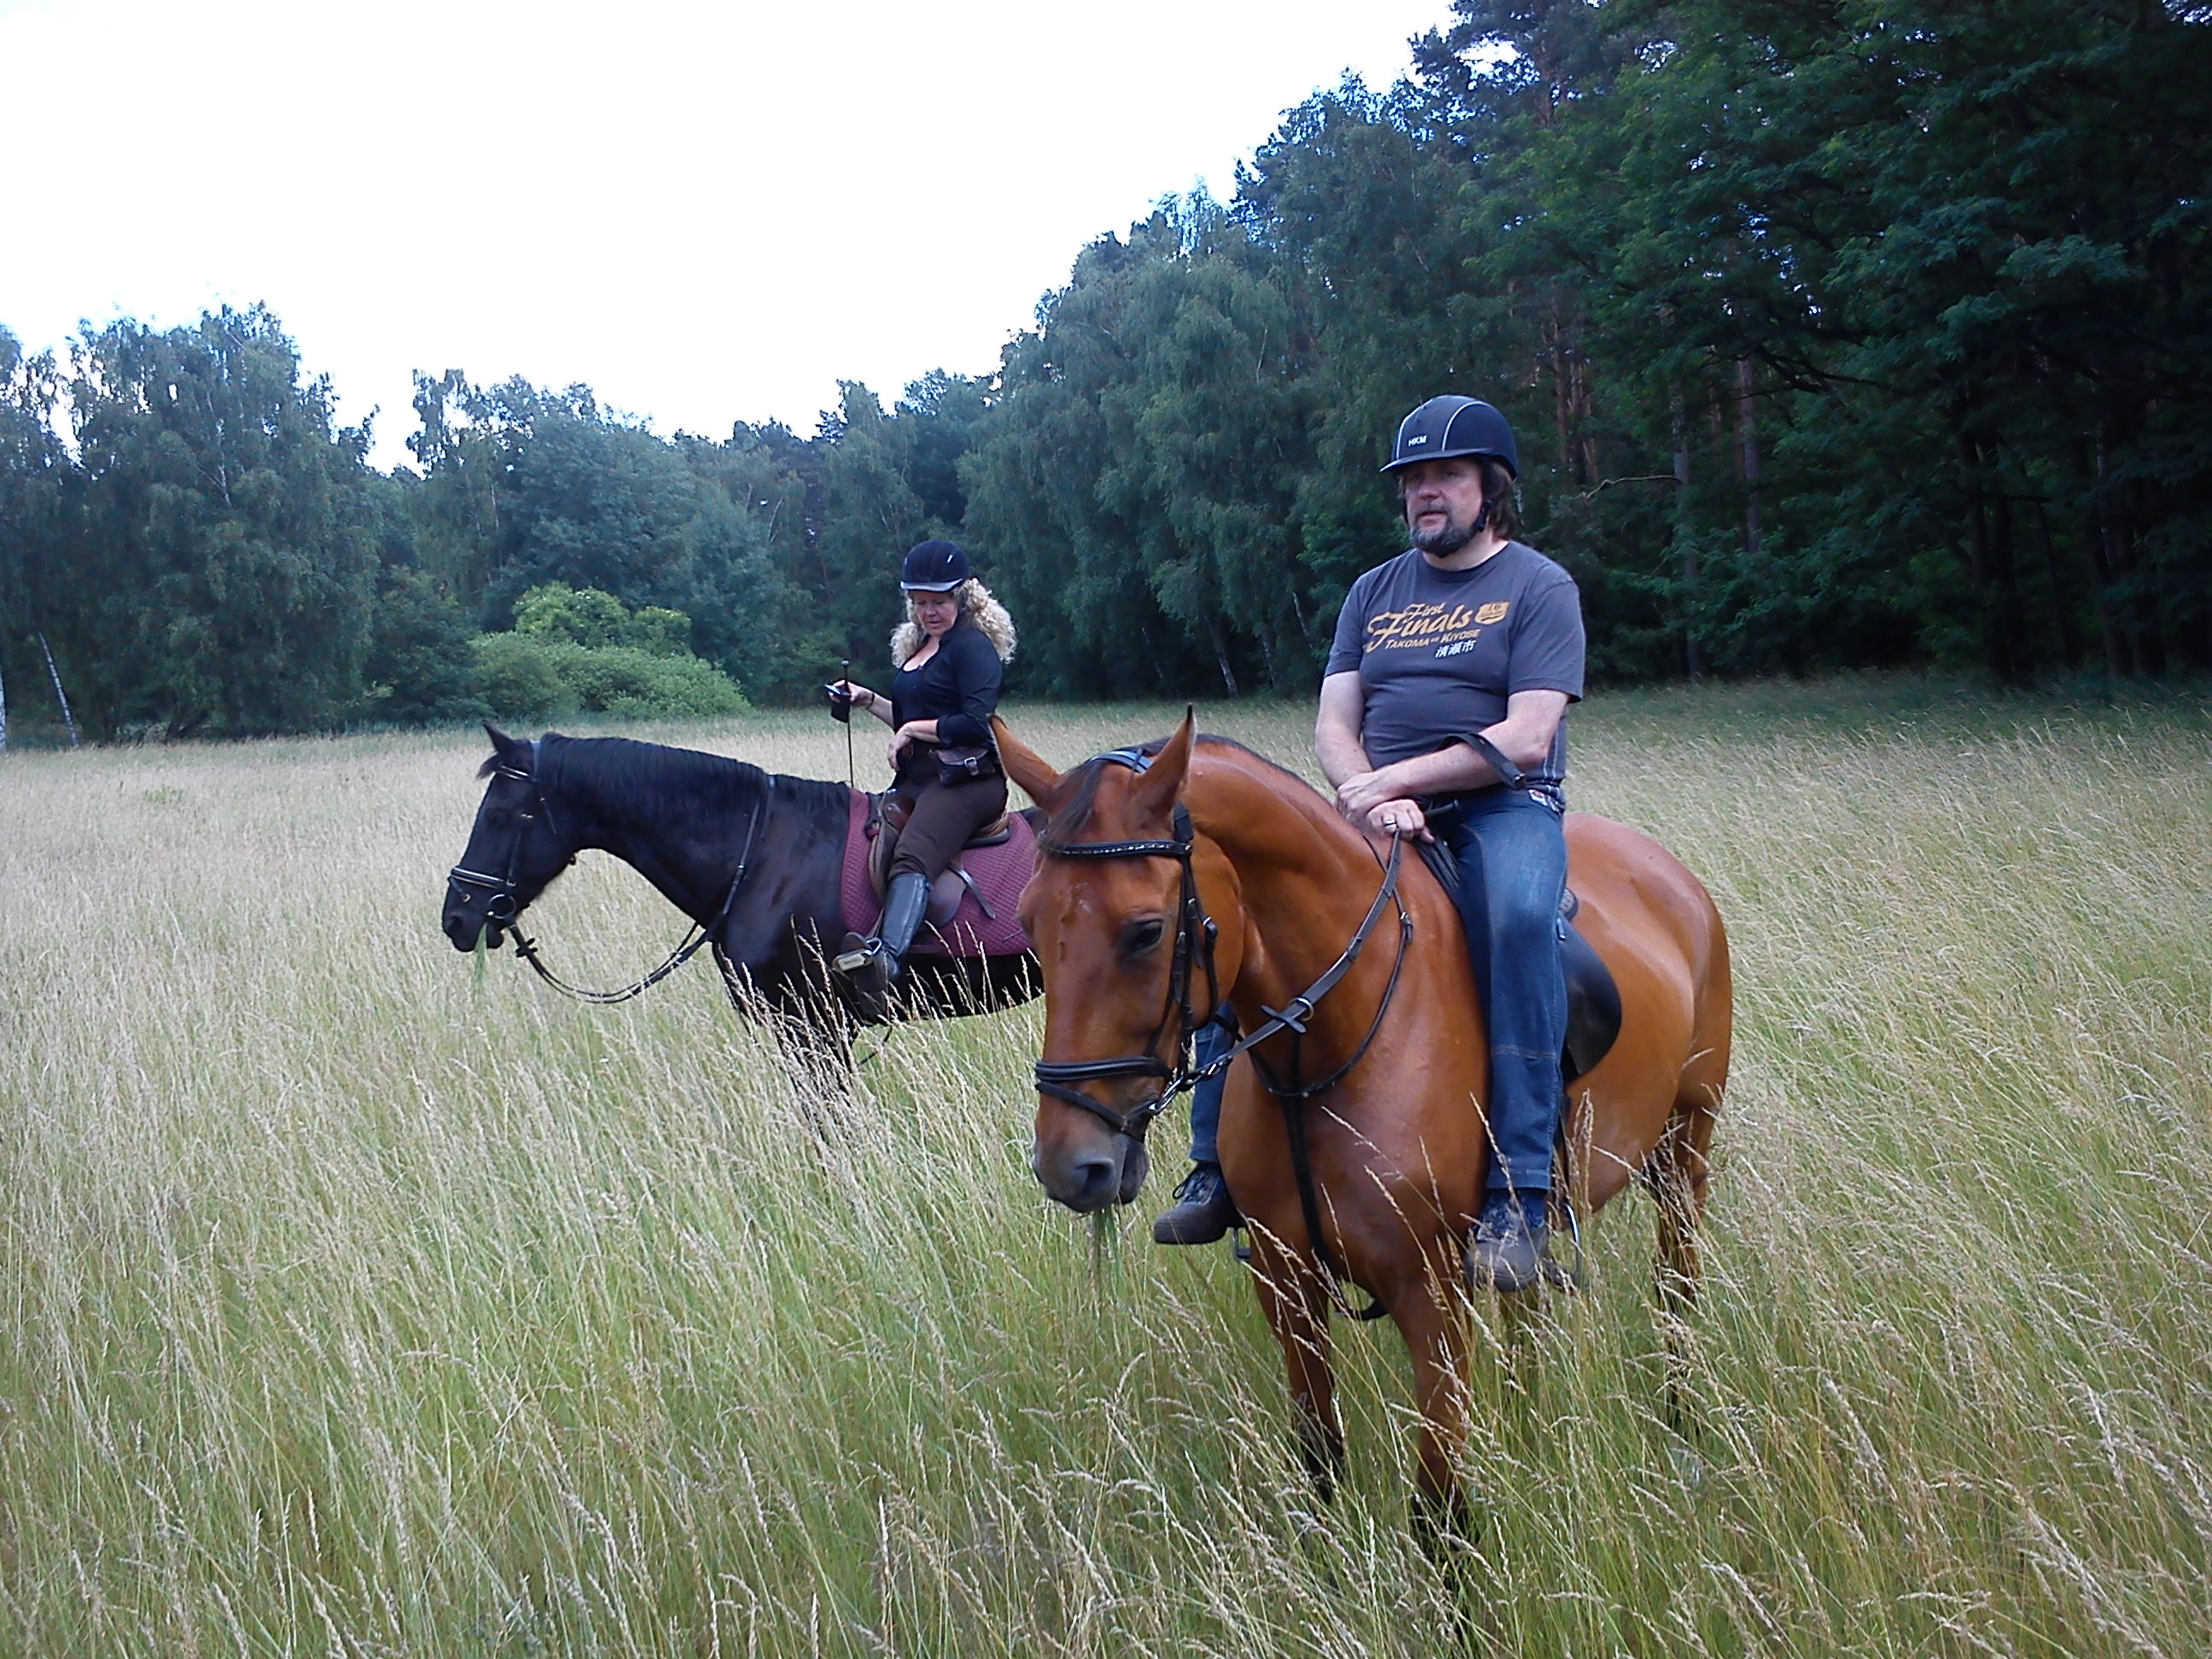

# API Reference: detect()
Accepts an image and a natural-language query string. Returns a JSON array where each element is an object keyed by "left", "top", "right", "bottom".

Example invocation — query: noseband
[{"left": 1029, "top": 748, "right": 1413, "bottom": 1148}]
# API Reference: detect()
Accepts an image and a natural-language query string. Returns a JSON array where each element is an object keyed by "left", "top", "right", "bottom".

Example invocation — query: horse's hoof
[{"left": 1411, "top": 1488, "right": 1482, "bottom": 1553}]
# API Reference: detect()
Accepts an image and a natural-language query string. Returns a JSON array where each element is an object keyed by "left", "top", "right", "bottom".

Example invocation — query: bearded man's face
[{"left": 1399, "top": 457, "right": 1487, "bottom": 556}]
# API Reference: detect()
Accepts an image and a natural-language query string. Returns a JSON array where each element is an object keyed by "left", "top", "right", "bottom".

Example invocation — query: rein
[
  {"left": 447, "top": 742, "right": 763, "bottom": 1005},
  {"left": 1032, "top": 748, "right": 1412, "bottom": 1318}
]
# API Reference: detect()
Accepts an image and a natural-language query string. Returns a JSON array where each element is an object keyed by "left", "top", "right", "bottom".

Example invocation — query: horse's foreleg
[
  {"left": 1391, "top": 1254, "right": 1477, "bottom": 1547},
  {"left": 1250, "top": 1230, "right": 1344, "bottom": 1500},
  {"left": 1648, "top": 1091, "right": 1718, "bottom": 1432},
  {"left": 737, "top": 961, "right": 856, "bottom": 1130}
]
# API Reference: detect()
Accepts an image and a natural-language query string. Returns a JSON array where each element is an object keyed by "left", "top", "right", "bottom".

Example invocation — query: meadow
[{"left": 2, "top": 677, "right": 2208, "bottom": 1657}]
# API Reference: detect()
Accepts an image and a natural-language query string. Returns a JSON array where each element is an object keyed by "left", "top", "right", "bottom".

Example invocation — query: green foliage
[
  {"left": 809, "top": 382, "right": 935, "bottom": 662},
  {"left": 473, "top": 631, "right": 569, "bottom": 723},
  {"left": 403, "top": 375, "right": 830, "bottom": 700},
  {"left": 479, "top": 581, "right": 749, "bottom": 719},
  {"left": 544, "top": 641, "right": 748, "bottom": 719},
  {"left": 514, "top": 582, "right": 633, "bottom": 649},
  {"left": 474, "top": 631, "right": 748, "bottom": 722},
  {"left": 0, "top": 327, "right": 70, "bottom": 743},
  {"left": 55, "top": 305, "right": 381, "bottom": 736},
  {"left": 626, "top": 606, "right": 691, "bottom": 658},
  {"left": 963, "top": 199, "right": 1322, "bottom": 696},
  {"left": 957, "top": 0, "right": 2212, "bottom": 690},
  {"left": 512, "top": 581, "right": 699, "bottom": 660},
  {"left": 4, "top": 1, "right": 2209, "bottom": 736},
  {"left": 364, "top": 567, "right": 489, "bottom": 725}
]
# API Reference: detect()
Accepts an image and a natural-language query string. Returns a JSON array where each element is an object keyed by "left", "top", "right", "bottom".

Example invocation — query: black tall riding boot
[
  {"left": 835, "top": 871, "right": 930, "bottom": 1022},
  {"left": 876, "top": 870, "right": 930, "bottom": 969}
]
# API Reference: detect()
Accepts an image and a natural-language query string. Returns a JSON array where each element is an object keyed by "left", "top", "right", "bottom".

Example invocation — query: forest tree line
[{"left": 3, "top": 0, "right": 2207, "bottom": 742}]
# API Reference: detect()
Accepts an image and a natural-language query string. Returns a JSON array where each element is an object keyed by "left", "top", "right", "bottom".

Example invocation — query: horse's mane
[
  {"left": 486, "top": 733, "right": 774, "bottom": 817},
  {"left": 1044, "top": 732, "right": 1323, "bottom": 843}
]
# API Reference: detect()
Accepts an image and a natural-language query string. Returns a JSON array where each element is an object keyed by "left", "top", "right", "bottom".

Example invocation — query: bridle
[
  {"left": 446, "top": 738, "right": 761, "bottom": 1004},
  {"left": 446, "top": 742, "right": 558, "bottom": 936},
  {"left": 1030, "top": 745, "right": 1413, "bottom": 1318},
  {"left": 1029, "top": 747, "right": 1414, "bottom": 1146},
  {"left": 1030, "top": 750, "right": 1223, "bottom": 1144}
]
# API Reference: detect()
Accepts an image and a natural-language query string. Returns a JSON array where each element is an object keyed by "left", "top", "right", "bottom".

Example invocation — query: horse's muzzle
[
  {"left": 441, "top": 892, "right": 504, "bottom": 953},
  {"left": 1033, "top": 1125, "right": 1150, "bottom": 1214}
]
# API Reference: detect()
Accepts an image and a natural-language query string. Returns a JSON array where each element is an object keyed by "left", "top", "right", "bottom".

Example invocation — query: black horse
[{"left": 440, "top": 725, "right": 1039, "bottom": 1071}]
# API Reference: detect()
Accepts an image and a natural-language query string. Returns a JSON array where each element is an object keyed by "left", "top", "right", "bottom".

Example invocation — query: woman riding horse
[{"left": 830, "top": 540, "right": 1017, "bottom": 1010}]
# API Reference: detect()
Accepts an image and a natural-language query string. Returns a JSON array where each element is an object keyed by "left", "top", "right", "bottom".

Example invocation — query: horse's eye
[
  {"left": 1121, "top": 917, "right": 1166, "bottom": 957},
  {"left": 485, "top": 808, "right": 512, "bottom": 830}
]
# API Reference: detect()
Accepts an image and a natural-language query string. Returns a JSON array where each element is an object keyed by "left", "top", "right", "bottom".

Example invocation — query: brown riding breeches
[{"left": 888, "top": 769, "right": 1009, "bottom": 883}]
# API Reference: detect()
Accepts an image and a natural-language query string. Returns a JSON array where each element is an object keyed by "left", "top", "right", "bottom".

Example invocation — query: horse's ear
[
  {"left": 993, "top": 715, "right": 1062, "bottom": 806},
  {"left": 483, "top": 720, "right": 522, "bottom": 758},
  {"left": 1131, "top": 708, "right": 1196, "bottom": 822}
]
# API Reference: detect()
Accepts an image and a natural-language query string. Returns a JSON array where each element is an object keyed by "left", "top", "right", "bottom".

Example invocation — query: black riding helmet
[
  {"left": 1380, "top": 395, "right": 1519, "bottom": 479},
  {"left": 900, "top": 538, "right": 970, "bottom": 592}
]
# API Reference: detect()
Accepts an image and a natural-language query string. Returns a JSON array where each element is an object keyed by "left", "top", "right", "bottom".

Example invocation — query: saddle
[
  {"left": 864, "top": 792, "right": 1016, "bottom": 930},
  {"left": 1415, "top": 839, "right": 1623, "bottom": 1080},
  {"left": 838, "top": 789, "right": 1036, "bottom": 960}
]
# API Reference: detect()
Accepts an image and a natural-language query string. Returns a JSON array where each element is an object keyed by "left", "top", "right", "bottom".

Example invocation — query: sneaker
[
  {"left": 1152, "top": 1163, "right": 1239, "bottom": 1245},
  {"left": 1465, "top": 1190, "right": 1551, "bottom": 1293}
]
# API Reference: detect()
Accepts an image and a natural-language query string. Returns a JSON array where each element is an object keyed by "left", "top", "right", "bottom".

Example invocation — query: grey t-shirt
[{"left": 1325, "top": 542, "right": 1585, "bottom": 785}]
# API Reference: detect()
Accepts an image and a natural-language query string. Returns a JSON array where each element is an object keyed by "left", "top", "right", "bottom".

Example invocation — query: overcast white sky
[{"left": 0, "top": 0, "right": 1450, "bottom": 468}]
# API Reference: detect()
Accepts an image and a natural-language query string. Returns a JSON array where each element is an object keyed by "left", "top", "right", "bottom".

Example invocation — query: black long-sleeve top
[{"left": 889, "top": 620, "right": 1002, "bottom": 749}]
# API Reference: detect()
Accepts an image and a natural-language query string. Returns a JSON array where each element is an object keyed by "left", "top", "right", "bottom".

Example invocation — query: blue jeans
[
  {"left": 1186, "top": 1006, "right": 1237, "bottom": 1164},
  {"left": 1436, "top": 786, "right": 1569, "bottom": 1195}
]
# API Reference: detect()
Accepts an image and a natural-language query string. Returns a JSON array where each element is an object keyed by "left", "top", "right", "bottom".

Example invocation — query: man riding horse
[{"left": 1155, "top": 395, "right": 1582, "bottom": 1294}]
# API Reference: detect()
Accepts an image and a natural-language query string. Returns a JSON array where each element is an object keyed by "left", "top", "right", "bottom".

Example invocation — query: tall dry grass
[{"left": 1, "top": 678, "right": 2206, "bottom": 1656}]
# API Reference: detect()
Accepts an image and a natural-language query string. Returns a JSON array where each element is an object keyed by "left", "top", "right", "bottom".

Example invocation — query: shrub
[
  {"left": 474, "top": 633, "right": 571, "bottom": 722},
  {"left": 626, "top": 607, "right": 692, "bottom": 658},
  {"left": 473, "top": 633, "right": 748, "bottom": 721},
  {"left": 551, "top": 643, "right": 748, "bottom": 718},
  {"left": 512, "top": 583, "right": 695, "bottom": 656}
]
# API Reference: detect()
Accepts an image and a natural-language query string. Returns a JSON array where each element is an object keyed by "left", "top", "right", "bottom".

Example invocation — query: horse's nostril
[{"left": 1072, "top": 1156, "right": 1117, "bottom": 1208}]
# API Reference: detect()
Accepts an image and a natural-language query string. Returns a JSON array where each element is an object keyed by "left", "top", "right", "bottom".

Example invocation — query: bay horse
[
  {"left": 999, "top": 713, "right": 1731, "bottom": 1529},
  {"left": 439, "top": 725, "right": 1039, "bottom": 1071}
]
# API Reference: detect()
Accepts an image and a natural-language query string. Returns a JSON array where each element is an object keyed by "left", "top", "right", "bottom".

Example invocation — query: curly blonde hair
[{"left": 891, "top": 578, "right": 1017, "bottom": 667}]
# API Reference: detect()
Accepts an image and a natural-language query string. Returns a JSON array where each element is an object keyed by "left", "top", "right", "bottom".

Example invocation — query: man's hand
[
  {"left": 1336, "top": 768, "right": 1433, "bottom": 842},
  {"left": 1335, "top": 765, "right": 1410, "bottom": 824},
  {"left": 1364, "top": 797, "right": 1432, "bottom": 842}
]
